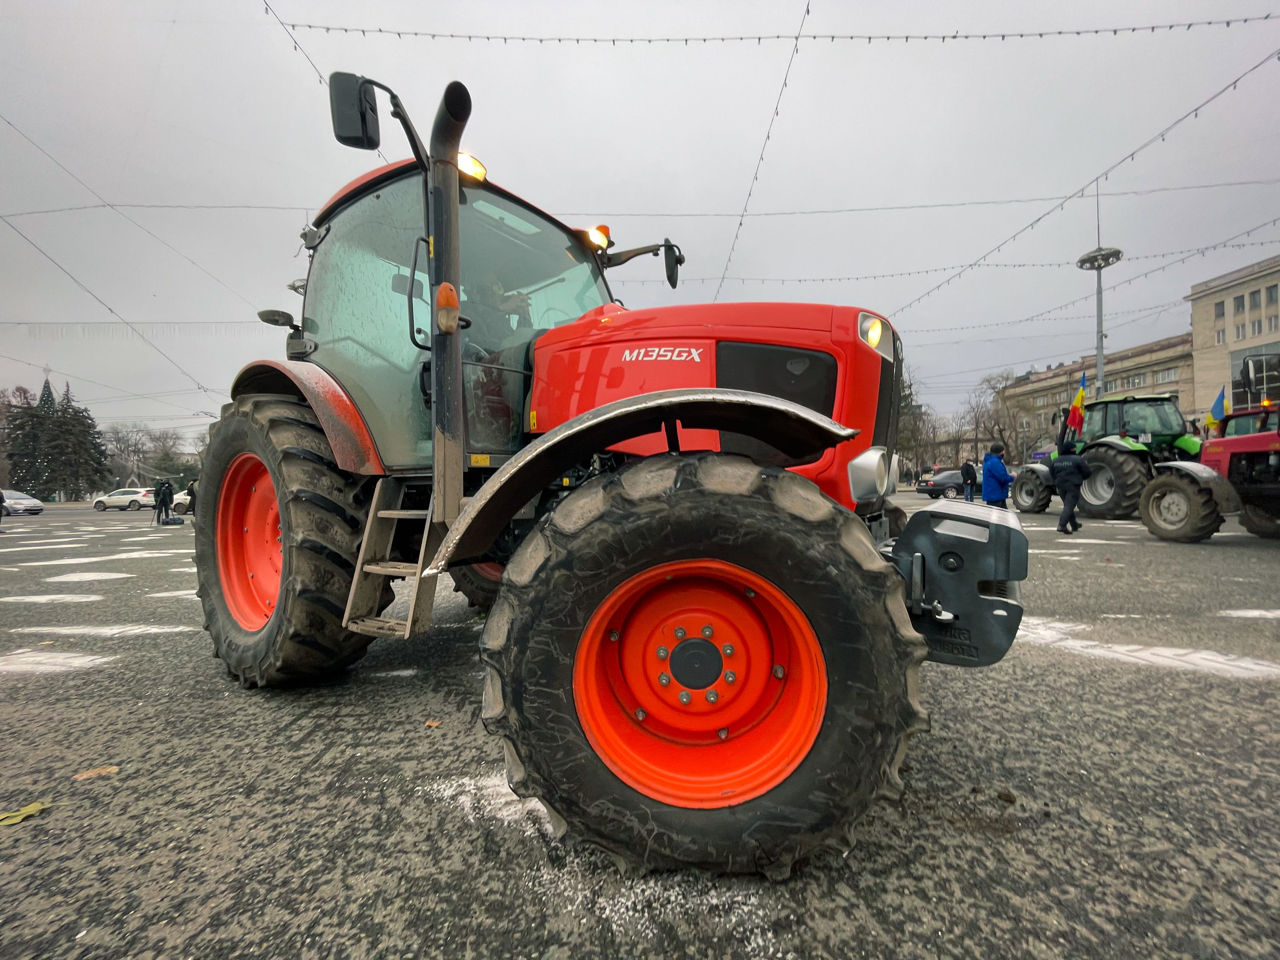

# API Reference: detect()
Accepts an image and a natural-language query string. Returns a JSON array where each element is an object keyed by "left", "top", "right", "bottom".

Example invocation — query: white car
[
  {"left": 2, "top": 489, "right": 44, "bottom": 516},
  {"left": 93, "top": 488, "right": 155, "bottom": 511},
  {"left": 172, "top": 489, "right": 192, "bottom": 514}
]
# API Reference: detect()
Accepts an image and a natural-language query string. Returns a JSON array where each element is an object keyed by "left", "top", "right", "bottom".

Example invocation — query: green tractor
[{"left": 1011, "top": 394, "right": 1201, "bottom": 519}]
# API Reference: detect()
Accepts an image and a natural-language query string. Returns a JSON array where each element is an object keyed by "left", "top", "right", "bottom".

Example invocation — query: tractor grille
[{"left": 715, "top": 342, "right": 837, "bottom": 462}]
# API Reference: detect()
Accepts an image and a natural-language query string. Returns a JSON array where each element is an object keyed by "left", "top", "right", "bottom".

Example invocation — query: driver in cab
[{"left": 463, "top": 271, "right": 530, "bottom": 354}]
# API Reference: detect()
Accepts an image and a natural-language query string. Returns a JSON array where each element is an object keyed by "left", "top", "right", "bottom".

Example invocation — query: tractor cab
[{"left": 1069, "top": 394, "right": 1200, "bottom": 461}]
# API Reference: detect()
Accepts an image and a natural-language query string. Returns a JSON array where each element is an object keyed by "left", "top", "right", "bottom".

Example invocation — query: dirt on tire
[
  {"left": 1012, "top": 471, "right": 1052, "bottom": 513},
  {"left": 1239, "top": 503, "right": 1280, "bottom": 539},
  {"left": 1138, "top": 472, "right": 1222, "bottom": 543},
  {"left": 194, "top": 393, "right": 388, "bottom": 687},
  {"left": 478, "top": 453, "right": 928, "bottom": 878},
  {"left": 1079, "top": 446, "right": 1148, "bottom": 519}
]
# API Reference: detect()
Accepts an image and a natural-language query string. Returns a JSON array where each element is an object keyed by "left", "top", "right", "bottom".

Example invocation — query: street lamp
[{"left": 1076, "top": 246, "right": 1123, "bottom": 399}]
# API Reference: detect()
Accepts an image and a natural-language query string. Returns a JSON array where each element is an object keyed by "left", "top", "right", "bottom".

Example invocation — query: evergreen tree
[
  {"left": 5, "top": 380, "right": 58, "bottom": 498},
  {"left": 57, "top": 384, "right": 110, "bottom": 499},
  {"left": 2, "top": 379, "right": 109, "bottom": 500}
]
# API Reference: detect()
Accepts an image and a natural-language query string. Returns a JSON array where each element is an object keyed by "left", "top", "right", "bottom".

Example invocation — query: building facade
[
  {"left": 999, "top": 333, "right": 1194, "bottom": 453},
  {"left": 1187, "top": 254, "right": 1280, "bottom": 413}
]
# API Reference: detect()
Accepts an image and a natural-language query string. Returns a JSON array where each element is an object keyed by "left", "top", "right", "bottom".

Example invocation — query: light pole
[{"left": 1076, "top": 246, "right": 1123, "bottom": 398}]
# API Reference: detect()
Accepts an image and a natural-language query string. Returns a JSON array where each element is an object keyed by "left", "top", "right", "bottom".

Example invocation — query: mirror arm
[
  {"left": 602, "top": 243, "right": 665, "bottom": 269},
  {"left": 364, "top": 79, "right": 430, "bottom": 171}
]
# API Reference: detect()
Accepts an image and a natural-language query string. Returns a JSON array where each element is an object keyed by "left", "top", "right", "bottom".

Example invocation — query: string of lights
[
  {"left": 891, "top": 44, "right": 1280, "bottom": 318},
  {"left": 282, "top": 14, "right": 1276, "bottom": 45},
  {"left": 558, "top": 178, "right": 1280, "bottom": 220},
  {"left": 714, "top": 2, "right": 810, "bottom": 301},
  {"left": 0, "top": 350, "right": 219, "bottom": 415}
]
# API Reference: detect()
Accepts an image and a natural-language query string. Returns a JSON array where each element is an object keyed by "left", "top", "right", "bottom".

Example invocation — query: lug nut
[
  {"left": 773, "top": 665, "right": 785, "bottom": 679},
  {"left": 634, "top": 708, "right": 646, "bottom": 721},
  {"left": 678, "top": 690, "right": 691, "bottom": 705},
  {"left": 656, "top": 646, "right": 669, "bottom": 660},
  {"left": 717, "top": 728, "right": 728, "bottom": 740},
  {"left": 705, "top": 690, "right": 719, "bottom": 703},
  {"left": 722, "top": 644, "right": 734, "bottom": 657},
  {"left": 674, "top": 627, "right": 687, "bottom": 640},
  {"left": 659, "top": 673, "right": 671, "bottom": 686},
  {"left": 701, "top": 625, "right": 714, "bottom": 638},
  {"left": 724, "top": 671, "right": 736, "bottom": 684},
  {"left": 609, "top": 630, "right": 620, "bottom": 643}
]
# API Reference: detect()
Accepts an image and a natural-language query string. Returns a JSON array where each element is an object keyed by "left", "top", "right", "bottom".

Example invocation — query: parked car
[
  {"left": 2, "top": 489, "right": 45, "bottom": 516},
  {"left": 172, "top": 489, "right": 192, "bottom": 514},
  {"left": 916, "top": 470, "right": 974, "bottom": 499},
  {"left": 93, "top": 488, "right": 155, "bottom": 511}
]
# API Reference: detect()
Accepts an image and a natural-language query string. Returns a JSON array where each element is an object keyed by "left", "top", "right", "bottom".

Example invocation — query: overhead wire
[
  {"left": 891, "top": 44, "right": 1280, "bottom": 318},
  {"left": 714, "top": 1, "right": 810, "bottom": 301},
  {"left": 0, "top": 350, "right": 221, "bottom": 415},
  {"left": 281, "top": 14, "right": 1276, "bottom": 45}
]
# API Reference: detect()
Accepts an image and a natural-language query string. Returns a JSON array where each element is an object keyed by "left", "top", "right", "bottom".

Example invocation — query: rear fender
[
  {"left": 428, "top": 388, "right": 858, "bottom": 572},
  {"left": 889, "top": 501, "right": 1029, "bottom": 667},
  {"left": 1152, "top": 460, "right": 1241, "bottom": 513},
  {"left": 1022, "top": 462, "right": 1052, "bottom": 484},
  {"left": 1086, "top": 437, "right": 1148, "bottom": 455},
  {"left": 231, "top": 360, "right": 385, "bottom": 474}
]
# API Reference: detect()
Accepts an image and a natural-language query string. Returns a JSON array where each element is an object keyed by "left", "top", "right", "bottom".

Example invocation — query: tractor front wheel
[
  {"left": 1239, "top": 504, "right": 1280, "bottom": 539},
  {"left": 1139, "top": 473, "right": 1221, "bottom": 542},
  {"left": 1079, "top": 447, "right": 1147, "bottom": 519},
  {"left": 480, "top": 454, "right": 927, "bottom": 877},
  {"left": 451, "top": 561, "right": 503, "bottom": 611},
  {"left": 1012, "top": 471, "right": 1052, "bottom": 513},
  {"left": 194, "top": 394, "right": 384, "bottom": 686}
]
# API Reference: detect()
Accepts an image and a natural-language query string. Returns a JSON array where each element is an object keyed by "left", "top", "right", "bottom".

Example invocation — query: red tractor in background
[
  {"left": 1139, "top": 355, "right": 1280, "bottom": 542},
  {"left": 193, "top": 75, "right": 1029, "bottom": 877}
]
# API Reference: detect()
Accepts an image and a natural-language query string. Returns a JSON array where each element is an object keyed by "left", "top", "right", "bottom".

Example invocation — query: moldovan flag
[
  {"left": 1204, "top": 386, "right": 1228, "bottom": 431},
  {"left": 1065, "top": 373, "right": 1086, "bottom": 433}
]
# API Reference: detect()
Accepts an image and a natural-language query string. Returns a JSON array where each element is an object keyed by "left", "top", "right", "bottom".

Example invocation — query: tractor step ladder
[{"left": 343, "top": 476, "right": 442, "bottom": 640}]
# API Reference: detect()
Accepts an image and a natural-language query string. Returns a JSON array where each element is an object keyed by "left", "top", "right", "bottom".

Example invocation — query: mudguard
[
  {"left": 1021, "top": 462, "right": 1052, "bottom": 483},
  {"left": 890, "top": 501, "right": 1029, "bottom": 667},
  {"left": 428, "top": 388, "right": 858, "bottom": 573},
  {"left": 1152, "top": 460, "right": 1241, "bottom": 513}
]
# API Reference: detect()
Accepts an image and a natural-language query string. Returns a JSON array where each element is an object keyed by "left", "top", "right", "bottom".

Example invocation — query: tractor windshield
[
  {"left": 1121, "top": 400, "right": 1183, "bottom": 436},
  {"left": 457, "top": 183, "right": 611, "bottom": 451}
]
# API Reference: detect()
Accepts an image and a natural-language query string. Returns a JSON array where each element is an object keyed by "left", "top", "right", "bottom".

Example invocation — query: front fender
[
  {"left": 1085, "top": 436, "right": 1148, "bottom": 455},
  {"left": 231, "top": 360, "right": 385, "bottom": 474},
  {"left": 1021, "top": 462, "right": 1052, "bottom": 484},
  {"left": 428, "top": 388, "right": 858, "bottom": 572},
  {"left": 1153, "top": 460, "right": 1241, "bottom": 513}
]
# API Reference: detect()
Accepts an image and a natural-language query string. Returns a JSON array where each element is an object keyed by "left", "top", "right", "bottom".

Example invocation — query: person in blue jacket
[{"left": 982, "top": 441, "right": 1014, "bottom": 509}]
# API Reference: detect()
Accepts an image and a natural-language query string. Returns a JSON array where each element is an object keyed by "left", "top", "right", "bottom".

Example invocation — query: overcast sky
[{"left": 3, "top": 0, "right": 1279, "bottom": 443}]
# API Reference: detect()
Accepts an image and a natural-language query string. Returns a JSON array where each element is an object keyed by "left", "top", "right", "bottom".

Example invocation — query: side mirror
[
  {"left": 1241, "top": 355, "right": 1262, "bottom": 394},
  {"left": 329, "top": 73, "right": 380, "bottom": 150},
  {"left": 258, "top": 309, "right": 298, "bottom": 330},
  {"left": 663, "top": 239, "right": 685, "bottom": 290}
]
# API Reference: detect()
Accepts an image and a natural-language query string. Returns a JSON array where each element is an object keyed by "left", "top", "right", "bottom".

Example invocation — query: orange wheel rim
[
  {"left": 216, "top": 453, "right": 282, "bottom": 630},
  {"left": 472, "top": 561, "right": 504, "bottom": 582},
  {"left": 573, "top": 559, "right": 827, "bottom": 809}
]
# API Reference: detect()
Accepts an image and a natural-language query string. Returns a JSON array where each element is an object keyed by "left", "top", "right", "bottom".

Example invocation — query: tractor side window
[
  {"left": 457, "top": 184, "right": 611, "bottom": 452},
  {"left": 302, "top": 174, "right": 431, "bottom": 469},
  {"left": 1081, "top": 405, "right": 1107, "bottom": 441}
]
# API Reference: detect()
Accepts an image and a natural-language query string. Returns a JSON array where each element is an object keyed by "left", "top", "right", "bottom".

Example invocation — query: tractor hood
[{"left": 540, "top": 301, "right": 841, "bottom": 349}]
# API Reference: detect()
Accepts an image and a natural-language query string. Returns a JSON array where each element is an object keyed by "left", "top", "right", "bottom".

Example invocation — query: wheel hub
[
  {"left": 1156, "top": 490, "right": 1189, "bottom": 526},
  {"left": 668, "top": 637, "right": 722, "bottom": 689}
]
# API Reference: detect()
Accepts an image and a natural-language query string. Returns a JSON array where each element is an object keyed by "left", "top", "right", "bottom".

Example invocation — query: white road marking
[
  {"left": 1101, "top": 613, "right": 1171, "bottom": 619},
  {"left": 19, "top": 537, "right": 104, "bottom": 545},
  {"left": 1030, "top": 549, "right": 1081, "bottom": 555},
  {"left": 0, "top": 542, "right": 90, "bottom": 553},
  {"left": 0, "top": 594, "right": 103, "bottom": 604},
  {"left": 43, "top": 572, "right": 135, "bottom": 582},
  {"left": 120, "top": 536, "right": 168, "bottom": 542},
  {"left": 1217, "top": 610, "right": 1280, "bottom": 619},
  {"left": 1018, "top": 617, "right": 1280, "bottom": 679},
  {"left": 19, "top": 549, "right": 193, "bottom": 567},
  {"left": 0, "top": 649, "right": 116, "bottom": 674},
  {"left": 11, "top": 625, "right": 199, "bottom": 637},
  {"left": 168, "top": 567, "right": 197, "bottom": 573},
  {"left": 0, "top": 567, "right": 18, "bottom": 572},
  {"left": 146, "top": 590, "right": 196, "bottom": 598},
  {"left": 370, "top": 668, "right": 419, "bottom": 678}
]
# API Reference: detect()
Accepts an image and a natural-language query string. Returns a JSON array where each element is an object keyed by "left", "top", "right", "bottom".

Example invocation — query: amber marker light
[
  {"left": 859, "top": 313, "right": 883, "bottom": 349},
  {"left": 457, "top": 153, "right": 487, "bottom": 182},
  {"left": 436, "top": 281, "right": 460, "bottom": 334},
  {"left": 587, "top": 224, "right": 612, "bottom": 250}
]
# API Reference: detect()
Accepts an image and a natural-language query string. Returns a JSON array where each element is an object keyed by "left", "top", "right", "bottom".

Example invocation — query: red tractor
[
  {"left": 194, "top": 75, "right": 1028, "bottom": 877},
  {"left": 1139, "top": 356, "right": 1280, "bottom": 542}
]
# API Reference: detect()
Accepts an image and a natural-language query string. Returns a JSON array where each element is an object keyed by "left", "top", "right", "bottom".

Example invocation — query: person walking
[
  {"left": 1049, "top": 441, "right": 1092, "bottom": 535},
  {"left": 155, "top": 479, "right": 174, "bottom": 524},
  {"left": 186, "top": 479, "right": 197, "bottom": 517},
  {"left": 960, "top": 458, "right": 978, "bottom": 502},
  {"left": 981, "top": 442, "right": 1014, "bottom": 509}
]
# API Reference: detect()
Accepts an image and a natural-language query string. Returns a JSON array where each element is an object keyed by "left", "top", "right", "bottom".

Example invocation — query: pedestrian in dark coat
[
  {"left": 960, "top": 459, "right": 978, "bottom": 502},
  {"left": 155, "top": 480, "right": 174, "bottom": 523},
  {"left": 981, "top": 442, "right": 1013, "bottom": 508},
  {"left": 1049, "top": 442, "right": 1092, "bottom": 534},
  {"left": 186, "top": 480, "right": 197, "bottom": 517}
]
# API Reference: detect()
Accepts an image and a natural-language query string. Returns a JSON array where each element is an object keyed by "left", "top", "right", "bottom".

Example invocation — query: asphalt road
[{"left": 1, "top": 500, "right": 1277, "bottom": 960}]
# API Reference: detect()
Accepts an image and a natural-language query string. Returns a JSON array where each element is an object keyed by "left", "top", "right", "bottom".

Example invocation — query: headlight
[
  {"left": 848, "top": 446, "right": 889, "bottom": 502},
  {"left": 858, "top": 312, "right": 895, "bottom": 360}
]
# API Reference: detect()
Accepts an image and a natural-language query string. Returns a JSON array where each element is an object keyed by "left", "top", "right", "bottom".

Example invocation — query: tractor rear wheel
[
  {"left": 1239, "top": 504, "right": 1280, "bottom": 539},
  {"left": 194, "top": 394, "right": 386, "bottom": 686},
  {"left": 1079, "top": 446, "right": 1147, "bottom": 519},
  {"left": 1139, "top": 473, "right": 1221, "bottom": 542},
  {"left": 1011, "top": 471, "right": 1052, "bottom": 513},
  {"left": 479, "top": 454, "right": 928, "bottom": 877},
  {"left": 451, "top": 561, "right": 503, "bottom": 611}
]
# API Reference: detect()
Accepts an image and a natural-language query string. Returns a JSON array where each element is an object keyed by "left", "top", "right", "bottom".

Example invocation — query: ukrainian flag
[{"left": 1205, "top": 386, "right": 1229, "bottom": 431}]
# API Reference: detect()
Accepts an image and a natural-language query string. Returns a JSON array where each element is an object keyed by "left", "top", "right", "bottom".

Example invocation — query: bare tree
[
  {"left": 104, "top": 423, "right": 149, "bottom": 472},
  {"left": 146, "top": 428, "right": 183, "bottom": 461}
]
